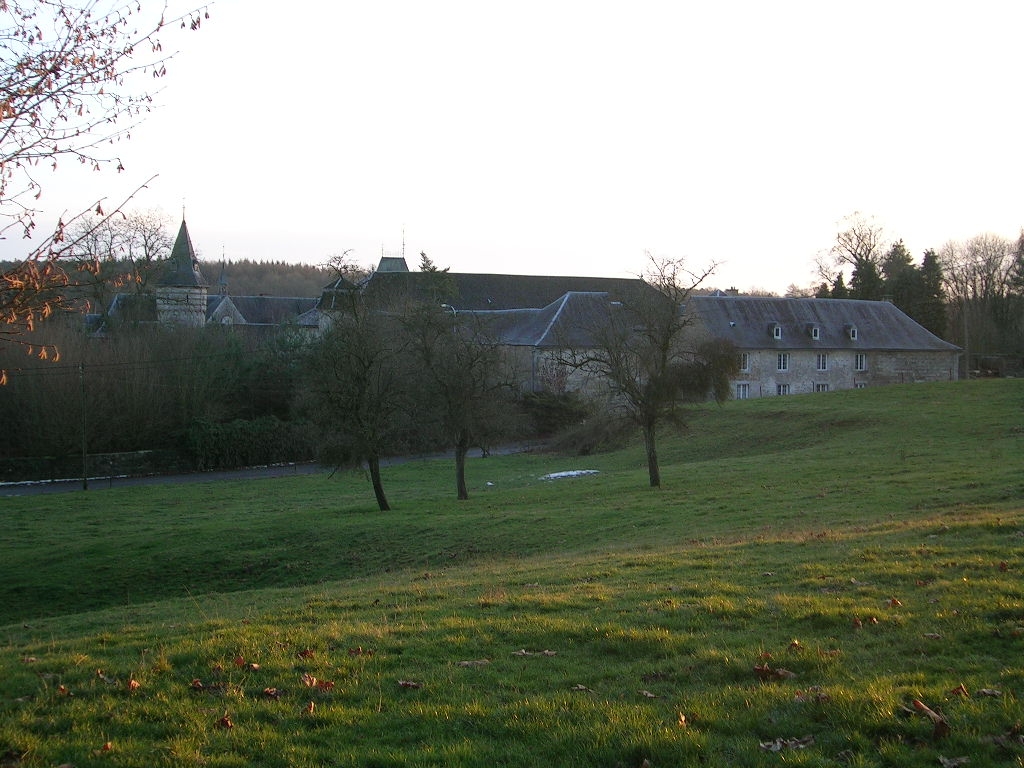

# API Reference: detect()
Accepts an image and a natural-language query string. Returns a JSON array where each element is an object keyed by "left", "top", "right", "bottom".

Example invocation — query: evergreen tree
[
  {"left": 830, "top": 272, "right": 850, "bottom": 299},
  {"left": 881, "top": 240, "right": 924, "bottom": 317},
  {"left": 418, "top": 251, "right": 439, "bottom": 272},
  {"left": 918, "top": 249, "right": 948, "bottom": 338},
  {"left": 850, "top": 261, "right": 884, "bottom": 300}
]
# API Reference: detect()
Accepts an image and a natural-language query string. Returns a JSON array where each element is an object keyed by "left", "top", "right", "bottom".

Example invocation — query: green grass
[{"left": 1, "top": 380, "right": 1023, "bottom": 767}]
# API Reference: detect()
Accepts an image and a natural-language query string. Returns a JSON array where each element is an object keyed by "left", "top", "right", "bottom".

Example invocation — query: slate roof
[
  {"left": 159, "top": 219, "right": 207, "bottom": 288},
  {"left": 355, "top": 271, "right": 657, "bottom": 311},
  {"left": 207, "top": 295, "right": 319, "bottom": 326},
  {"left": 689, "top": 296, "right": 960, "bottom": 352},
  {"left": 474, "top": 292, "right": 625, "bottom": 348}
]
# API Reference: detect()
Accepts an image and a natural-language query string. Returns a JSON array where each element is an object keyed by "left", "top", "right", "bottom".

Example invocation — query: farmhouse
[
  {"left": 316, "top": 256, "right": 665, "bottom": 392},
  {"left": 318, "top": 256, "right": 961, "bottom": 398},
  {"left": 135, "top": 228, "right": 960, "bottom": 399},
  {"left": 685, "top": 294, "right": 961, "bottom": 398}
]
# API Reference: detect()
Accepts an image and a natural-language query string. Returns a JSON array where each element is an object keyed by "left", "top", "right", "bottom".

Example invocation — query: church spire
[{"left": 160, "top": 218, "right": 207, "bottom": 288}]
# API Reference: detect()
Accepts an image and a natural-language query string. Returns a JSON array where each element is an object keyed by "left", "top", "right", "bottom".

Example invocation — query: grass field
[{"left": 1, "top": 379, "right": 1022, "bottom": 767}]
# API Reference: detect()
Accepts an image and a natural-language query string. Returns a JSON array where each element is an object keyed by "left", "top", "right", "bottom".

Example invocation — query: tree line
[{"left": 808, "top": 213, "right": 1024, "bottom": 374}]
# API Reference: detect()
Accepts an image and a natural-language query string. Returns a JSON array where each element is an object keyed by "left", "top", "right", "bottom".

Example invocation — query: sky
[{"left": 5, "top": 0, "right": 1024, "bottom": 295}]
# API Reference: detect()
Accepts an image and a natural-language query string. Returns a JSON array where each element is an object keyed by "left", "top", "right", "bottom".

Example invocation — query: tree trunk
[
  {"left": 455, "top": 431, "right": 470, "bottom": 500},
  {"left": 642, "top": 419, "right": 661, "bottom": 488},
  {"left": 367, "top": 455, "right": 391, "bottom": 511}
]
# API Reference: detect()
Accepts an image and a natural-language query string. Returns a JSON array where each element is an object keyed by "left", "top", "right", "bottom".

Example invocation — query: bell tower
[{"left": 156, "top": 218, "right": 208, "bottom": 326}]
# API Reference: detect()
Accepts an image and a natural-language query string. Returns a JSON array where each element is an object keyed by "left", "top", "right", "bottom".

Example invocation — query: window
[
  {"left": 854, "top": 353, "right": 866, "bottom": 371},
  {"left": 810, "top": 325, "right": 820, "bottom": 340},
  {"left": 735, "top": 383, "right": 749, "bottom": 400},
  {"left": 816, "top": 353, "right": 828, "bottom": 371},
  {"left": 777, "top": 353, "right": 790, "bottom": 371},
  {"left": 738, "top": 352, "right": 749, "bottom": 372},
  {"left": 815, "top": 383, "right": 830, "bottom": 392},
  {"left": 849, "top": 326, "right": 858, "bottom": 340},
  {"left": 773, "top": 324, "right": 782, "bottom": 340},
  {"left": 776, "top": 383, "right": 790, "bottom": 395},
  {"left": 854, "top": 382, "right": 867, "bottom": 389}
]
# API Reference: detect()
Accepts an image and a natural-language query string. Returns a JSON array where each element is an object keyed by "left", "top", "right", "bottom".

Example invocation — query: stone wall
[{"left": 731, "top": 349, "right": 959, "bottom": 398}]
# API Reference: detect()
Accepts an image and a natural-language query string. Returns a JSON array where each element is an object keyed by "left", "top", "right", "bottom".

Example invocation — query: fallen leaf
[
  {"left": 218, "top": 712, "right": 234, "bottom": 729},
  {"left": 262, "top": 687, "right": 281, "bottom": 700},
  {"left": 794, "top": 687, "right": 830, "bottom": 703},
  {"left": 888, "top": 597, "right": 903, "bottom": 608},
  {"left": 301, "top": 673, "right": 318, "bottom": 688},
  {"left": 233, "top": 656, "right": 246, "bottom": 667},
  {"left": 348, "top": 646, "right": 374, "bottom": 657},
  {"left": 398, "top": 680, "right": 423, "bottom": 689},
  {"left": 571, "top": 684, "right": 594, "bottom": 692},
  {"left": 304, "top": 700, "right": 315, "bottom": 714},
  {"left": 677, "top": 712, "right": 688, "bottom": 728},
  {"left": 912, "top": 699, "right": 951, "bottom": 740},
  {"left": 190, "top": 678, "right": 204, "bottom": 690},
  {"left": 923, "top": 633, "right": 943, "bottom": 640},
  {"left": 938, "top": 757, "right": 971, "bottom": 768},
  {"left": 754, "top": 663, "right": 797, "bottom": 681},
  {"left": 457, "top": 659, "right": 490, "bottom": 667},
  {"left": 298, "top": 648, "right": 315, "bottom": 659},
  {"left": 976, "top": 688, "right": 1001, "bottom": 698},
  {"left": 948, "top": 683, "right": 969, "bottom": 697},
  {"left": 788, "top": 639, "right": 804, "bottom": 652},
  {"left": 639, "top": 690, "right": 659, "bottom": 698},
  {"left": 128, "top": 677, "right": 141, "bottom": 692}
]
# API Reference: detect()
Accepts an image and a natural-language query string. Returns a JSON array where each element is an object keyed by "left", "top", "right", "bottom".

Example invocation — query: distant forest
[
  {"left": 0, "top": 258, "right": 335, "bottom": 315},
  {"left": 200, "top": 259, "right": 333, "bottom": 298}
]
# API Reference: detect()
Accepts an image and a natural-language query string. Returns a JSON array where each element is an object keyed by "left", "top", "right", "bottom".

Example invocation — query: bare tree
[
  {"left": 561, "top": 255, "right": 738, "bottom": 488},
  {"left": 403, "top": 303, "right": 514, "bottom": 500},
  {"left": 61, "top": 207, "right": 174, "bottom": 313},
  {"left": 301, "top": 282, "right": 412, "bottom": 512},
  {"left": 0, "top": 1, "right": 208, "bottom": 367},
  {"left": 814, "top": 212, "right": 889, "bottom": 300},
  {"left": 938, "top": 233, "right": 1017, "bottom": 370}
]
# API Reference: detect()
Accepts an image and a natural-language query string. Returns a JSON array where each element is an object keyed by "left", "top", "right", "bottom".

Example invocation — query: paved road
[
  {"left": 0, "top": 445, "right": 538, "bottom": 497},
  {"left": 0, "top": 462, "right": 327, "bottom": 497}
]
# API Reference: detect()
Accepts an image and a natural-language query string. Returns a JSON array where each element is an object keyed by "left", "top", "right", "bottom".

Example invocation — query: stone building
[
  {"left": 321, "top": 258, "right": 963, "bottom": 399},
  {"left": 107, "top": 218, "right": 319, "bottom": 333},
  {"left": 686, "top": 294, "right": 961, "bottom": 398}
]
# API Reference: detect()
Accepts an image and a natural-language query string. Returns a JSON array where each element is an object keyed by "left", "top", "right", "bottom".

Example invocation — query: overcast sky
[{"left": 6, "top": 0, "right": 1024, "bottom": 294}]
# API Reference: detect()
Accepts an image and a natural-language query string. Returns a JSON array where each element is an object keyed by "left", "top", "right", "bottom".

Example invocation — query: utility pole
[{"left": 80, "top": 362, "right": 88, "bottom": 490}]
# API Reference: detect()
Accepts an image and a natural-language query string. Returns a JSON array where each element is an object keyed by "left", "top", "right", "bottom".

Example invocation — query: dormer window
[
  {"left": 770, "top": 323, "right": 782, "bottom": 340},
  {"left": 807, "top": 324, "right": 820, "bottom": 340},
  {"left": 846, "top": 325, "right": 858, "bottom": 341}
]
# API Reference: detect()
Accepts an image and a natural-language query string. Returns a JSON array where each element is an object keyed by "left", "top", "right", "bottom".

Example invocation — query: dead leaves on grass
[
  {"left": 759, "top": 734, "right": 815, "bottom": 752},
  {"left": 511, "top": 648, "right": 557, "bottom": 657},
  {"left": 754, "top": 663, "right": 797, "bottom": 682}
]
